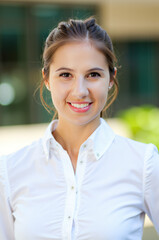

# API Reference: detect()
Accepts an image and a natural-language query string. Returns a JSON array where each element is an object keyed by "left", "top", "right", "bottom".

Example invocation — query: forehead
[{"left": 51, "top": 41, "right": 108, "bottom": 69}]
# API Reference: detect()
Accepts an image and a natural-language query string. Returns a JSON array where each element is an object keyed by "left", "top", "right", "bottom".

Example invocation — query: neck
[{"left": 52, "top": 117, "right": 100, "bottom": 156}]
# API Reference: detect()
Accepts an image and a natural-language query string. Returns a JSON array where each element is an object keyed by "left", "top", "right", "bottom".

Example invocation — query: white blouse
[{"left": 0, "top": 118, "right": 159, "bottom": 240}]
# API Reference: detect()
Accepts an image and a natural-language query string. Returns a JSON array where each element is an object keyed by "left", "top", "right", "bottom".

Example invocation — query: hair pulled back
[{"left": 41, "top": 17, "right": 119, "bottom": 116}]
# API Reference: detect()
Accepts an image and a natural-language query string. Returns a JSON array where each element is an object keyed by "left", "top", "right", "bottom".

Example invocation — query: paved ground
[
  {"left": 0, "top": 119, "right": 158, "bottom": 239},
  {"left": 143, "top": 226, "right": 159, "bottom": 240}
]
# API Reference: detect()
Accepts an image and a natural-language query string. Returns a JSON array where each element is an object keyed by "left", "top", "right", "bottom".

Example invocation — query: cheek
[
  {"left": 93, "top": 83, "right": 108, "bottom": 103},
  {"left": 100, "top": 91, "right": 108, "bottom": 106},
  {"left": 50, "top": 85, "right": 68, "bottom": 107}
]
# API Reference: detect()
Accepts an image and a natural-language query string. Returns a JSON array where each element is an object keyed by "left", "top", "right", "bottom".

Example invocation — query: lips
[
  {"left": 70, "top": 103, "right": 89, "bottom": 109},
  {"left": 67, "top": 102, "right": 92, "bottom": 113}
]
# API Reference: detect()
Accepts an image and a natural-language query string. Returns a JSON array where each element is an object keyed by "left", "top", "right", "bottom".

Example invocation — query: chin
[{"left": 67, "top": 114, "right": 101, "bottom": 127}]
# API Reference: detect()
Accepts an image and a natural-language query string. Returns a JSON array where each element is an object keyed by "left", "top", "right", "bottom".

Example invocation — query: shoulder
[
  {"left": 0, "top": 138, "right": 44, "bottom": 176},
  {"left": 101, "top": 119, "right": 155, "bottom": 157},
  {"left": 111, "top": 134, "right": 158, "bottom": 167},
  {"left": 114, "top": 134, "right": 156, "bottom": 155},
  {"left": 0, "top": 138, "right": 46, "bottom": 199}
]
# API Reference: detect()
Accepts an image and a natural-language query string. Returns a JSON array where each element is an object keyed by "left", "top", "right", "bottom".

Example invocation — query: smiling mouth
[
  {"left": 70, "top": 103, "right": 90, "bottom": 109},
  {"left": 67, "top": 102, "right": 92, "bottom": 112}
]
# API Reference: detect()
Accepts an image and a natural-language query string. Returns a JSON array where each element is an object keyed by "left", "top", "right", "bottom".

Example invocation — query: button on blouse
[{"left": 0, "top": 118, "right": 159, "bottom": 240}]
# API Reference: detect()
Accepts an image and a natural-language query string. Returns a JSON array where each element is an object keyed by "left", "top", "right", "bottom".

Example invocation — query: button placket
[
  {"left": 71, "top": 185, "right": 75, "bottom": 190},
  {"left": 71, "top": 151, "right": 87, "bottom": 239},
  {"left": 61, "top": 151, "right": 77, "bottom": 239}
]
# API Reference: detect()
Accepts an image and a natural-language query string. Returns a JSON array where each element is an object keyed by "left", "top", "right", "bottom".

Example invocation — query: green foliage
[{"left": 117, "top": 105, "right": 159, "bottom": 150}]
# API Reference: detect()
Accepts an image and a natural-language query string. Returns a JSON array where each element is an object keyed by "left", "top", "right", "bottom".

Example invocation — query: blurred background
[
  {"left": 0, "top": 0, "right": 159, "bottom": 239},
  {"left": 0, "top": 0, "right": 159, "bottom": 126}
]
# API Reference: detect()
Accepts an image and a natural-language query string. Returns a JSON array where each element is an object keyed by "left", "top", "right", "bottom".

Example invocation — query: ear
[
  {"left": 108, "top": 67, "right": 117, "bottom": 89},
  {"left": 45, "top": 80, "right": 50, "bottom": 91},
  {"left": 42, "top": 68, "right": 45, "bottom": 79},
  {"left": 113, "top": 67, "right": 117, "bottom": 78},
  {"left": 108, "top": 79, "right": 114, "bottom": 89},
  {"left": 42, "top": 68, "right": 50, "bottom": 91}
]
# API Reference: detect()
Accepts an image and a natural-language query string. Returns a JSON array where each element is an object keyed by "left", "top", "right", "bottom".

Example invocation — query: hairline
[{"left": 45, "top": 38, "right": 109, "bottom": 67}]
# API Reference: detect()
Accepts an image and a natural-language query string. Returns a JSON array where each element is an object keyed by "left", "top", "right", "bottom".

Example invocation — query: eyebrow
[
  {"left": 55, "top": 67, "right": 74, "bottom": 72},
  {"left": 55, "top": 67, "right": 105, "bottom": 72}
]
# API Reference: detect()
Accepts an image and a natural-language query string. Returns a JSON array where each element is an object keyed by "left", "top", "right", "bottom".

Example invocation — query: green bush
[{"left": 116, "top": 105, "right": 159, "bottom": 150}]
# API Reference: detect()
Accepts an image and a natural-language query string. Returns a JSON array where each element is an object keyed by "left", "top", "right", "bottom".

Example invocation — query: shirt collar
[
  {"left": 42, "top": 120, "right": 58, "bottom": 161},
  {"left": 42, "top": 118, "right": 115, "bottom": 162},
  {"left": 85, "top": 118, "right": 115, "bottom": 160}
]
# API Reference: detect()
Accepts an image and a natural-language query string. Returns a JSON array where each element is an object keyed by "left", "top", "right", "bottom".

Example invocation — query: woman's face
[{"left": 45, "top": 41, "right": 113, "bottom": 127}]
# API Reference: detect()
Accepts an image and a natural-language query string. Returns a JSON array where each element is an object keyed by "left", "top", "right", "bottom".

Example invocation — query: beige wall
[
  {"left": 1, "top": 0, "right": 159, "bottom": 39},
  {"left": 100, "top": 1, "right": 159, "bottom": 39}
]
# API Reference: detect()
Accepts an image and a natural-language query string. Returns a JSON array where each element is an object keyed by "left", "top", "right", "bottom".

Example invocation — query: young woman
[{"left": 0, "top": 17, "right": 159, "bottom": 240}]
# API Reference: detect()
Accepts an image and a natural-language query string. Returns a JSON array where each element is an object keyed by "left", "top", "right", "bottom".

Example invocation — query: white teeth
[{"left": 71, "top": 103, "right": 89, "bottom": 108}]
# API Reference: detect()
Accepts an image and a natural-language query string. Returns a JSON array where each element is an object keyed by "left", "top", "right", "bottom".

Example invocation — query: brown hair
[{"left": 41, "top": 17, "right": 119, "bottom": 117}]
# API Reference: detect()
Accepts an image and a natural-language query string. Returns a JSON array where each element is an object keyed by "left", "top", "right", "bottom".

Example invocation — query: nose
[{"left": 71, "top": 76, "right": 89, "bottom": 99}]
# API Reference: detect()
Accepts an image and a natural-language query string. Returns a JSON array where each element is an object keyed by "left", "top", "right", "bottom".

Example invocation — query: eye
[
  {"left": 59, "top": 72, "right": 72, "bottom": 78},
  {"left": 87, "top": 72, "right": 101, "bottom": 78}
]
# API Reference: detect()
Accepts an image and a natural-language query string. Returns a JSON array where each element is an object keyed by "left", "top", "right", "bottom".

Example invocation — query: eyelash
[
  {"left": 59, "top": 72, "right": 101, "bottom": 78},
  {"left": 87, "top": 72, "right": 101, "bottom": 78},
  {"left": 59, "top": 72, "right": 72, "bottom": 78}
]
